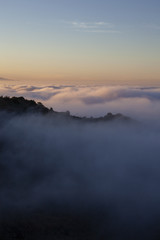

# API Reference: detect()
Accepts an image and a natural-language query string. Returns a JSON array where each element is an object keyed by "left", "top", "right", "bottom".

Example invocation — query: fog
[
  {"left": 1, "top": 84, "right": 160, "bottom": 122},
  {"left": 0, "top": 108, "right": 160, "bottom": 239}
]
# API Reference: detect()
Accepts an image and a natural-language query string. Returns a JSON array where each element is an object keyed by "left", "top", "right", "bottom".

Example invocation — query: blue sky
[
  {"left": 0, "top": 0, "right": 160, "bottom": 85},
  {"left": 1, "top": 0, "right": 159, "bottom": 27}
]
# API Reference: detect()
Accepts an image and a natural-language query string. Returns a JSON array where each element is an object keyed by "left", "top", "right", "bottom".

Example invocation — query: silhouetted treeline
[{"left": 0, "top": 96, "right": 131, "bottom": 123}]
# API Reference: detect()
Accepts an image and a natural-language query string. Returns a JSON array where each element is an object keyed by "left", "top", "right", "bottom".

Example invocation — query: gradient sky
[{"left": 1, "top": 0, "right": 160, "bottom": 85}]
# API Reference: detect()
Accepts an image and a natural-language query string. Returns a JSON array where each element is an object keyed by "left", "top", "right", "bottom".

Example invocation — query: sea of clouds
[
  {"left": 0, "top": 84, "right": 160, "bottom": 121},
  {"left": 0, "top": 84, "right": 160, "bottom": 239}
]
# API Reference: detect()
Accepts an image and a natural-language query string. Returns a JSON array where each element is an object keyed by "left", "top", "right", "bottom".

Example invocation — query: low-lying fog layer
[
  {"left": 1, "top": 84, "right": 160, "bottom": 121},
  {"left": 0, "top": 108, "right": 160, "bottom": 239},
  {"left": 0, "top": 84, "right": 160, "bottom": 239}
]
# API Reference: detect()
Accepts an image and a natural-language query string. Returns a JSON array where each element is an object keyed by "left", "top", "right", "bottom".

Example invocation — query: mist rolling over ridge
[
  {"left": 1, "top": 0, "right": 160, "bottom": 238},
  {"left": 1, "top": 84, "right": 160, "bottom": 122},
  {"left": 0, "top": 93, "right": 160, "bottom": 239}
]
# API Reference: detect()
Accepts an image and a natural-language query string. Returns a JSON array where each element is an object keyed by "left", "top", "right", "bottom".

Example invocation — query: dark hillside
[{"left": 0, "top": 96, "right": 131, "bottom": 123}]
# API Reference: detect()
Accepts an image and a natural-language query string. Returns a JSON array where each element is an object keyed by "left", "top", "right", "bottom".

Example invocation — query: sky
[
  {"left": 0, "top": 0, "right": 160, "bottom": 85},
  {"left": 1, "top": 3, "right": 160, "bottom": 236}
]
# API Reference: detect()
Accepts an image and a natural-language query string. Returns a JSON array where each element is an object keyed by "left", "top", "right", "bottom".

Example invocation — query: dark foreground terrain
[
  {"left": 0, "top": 96, "right": 160, "bottom": 240},
  {"left": 0, "top": 96, "right": 130, "bottom": 123}
]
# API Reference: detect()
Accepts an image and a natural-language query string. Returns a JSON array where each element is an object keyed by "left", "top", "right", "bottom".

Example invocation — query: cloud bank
[
  {"left": 1, "top": 84, "right": 160, "bottom": 121},
  {"left": 0, "top": 110, "right": 160, "bottom": 239},
  {"left": 0, "top": 84, "right": 160, "bottom": 238}
]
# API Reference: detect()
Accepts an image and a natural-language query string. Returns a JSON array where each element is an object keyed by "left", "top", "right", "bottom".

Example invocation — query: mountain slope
[{"left": 0, "top": 96, "right": 131, "bottom": 123}]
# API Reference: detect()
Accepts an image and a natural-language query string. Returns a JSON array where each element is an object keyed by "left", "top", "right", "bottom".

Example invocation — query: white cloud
[
  {"left": 66, "top": 21, "right": 120, "bottom": 33},
  {"left": 1, "top": 84, "right": 160, "bottom": 121}
]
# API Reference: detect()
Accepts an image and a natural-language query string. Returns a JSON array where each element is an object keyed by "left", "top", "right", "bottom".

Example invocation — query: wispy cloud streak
[
  {"left": 0, "top": 77, "right": 14, "bottom": 81},
  {"left": 66, "top": 21, "right": 120, "bottom": 33}
]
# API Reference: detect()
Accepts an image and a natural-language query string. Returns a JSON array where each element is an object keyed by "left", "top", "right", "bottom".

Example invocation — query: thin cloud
[
  {"left": 0, "top": 77, "right": 14, "bottom": 81},
  {"left": 66, "top": 21, "right": 120, "bottom": 33},
  {"left": 77, "top": 29, "right": 120, "bottom": 33},
  {"left": 71, "top": 21, "right": 114, "bottom": 29}
]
